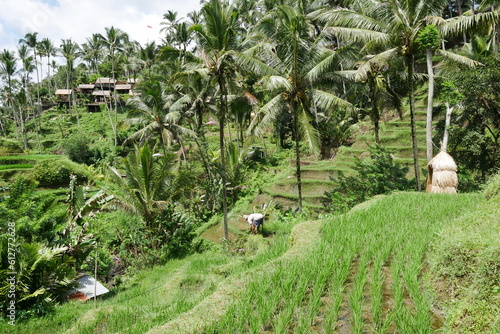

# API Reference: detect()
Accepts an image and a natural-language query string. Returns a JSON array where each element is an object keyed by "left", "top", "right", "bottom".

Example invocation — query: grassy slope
[{"left": 6, "top": 191, "right": 496, "bottom": 334}]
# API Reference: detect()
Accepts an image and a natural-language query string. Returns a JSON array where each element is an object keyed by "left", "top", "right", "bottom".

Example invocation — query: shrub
[
  {"left": 62, "top": 134, "right": 93, "bottom": 164},
  {"left": 323, "top": 144, "right": 412, "bottom": 212},
  {"left": 0, "top": 138, "right": 23, "bottom": 154},
  {"left": 33, "top": 159, "right": 90, "bottom": 186}
]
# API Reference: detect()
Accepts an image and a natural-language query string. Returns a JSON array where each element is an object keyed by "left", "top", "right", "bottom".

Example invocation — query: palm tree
[
  {"left": 319, "top": 0, "right": 497, "bottom": 189},
  {"left": 99, "top": 26, "right": 129, "bottom": 146},
  {"left": 19, "top": 33, "right": 40, "bottom": 110},
  {"left": 0, "top": 49, "right": 25, "bottom": 147},
  {"left": 192, "top": 0, "right": 271, "bottom": 239},
  {"left": 39, "top": 38, "right": 57, "bottom": 91},
  {"left": 81, "top": 34, "right": 103, "bottom": 75},
  {"left": 249, "top": 5, "right": 352, "bottom": 212},
  {"left": 160, "top": 10, "right": 180, "bottom": 45},
  {"left": 124, "top": 81, "right": 194, "bottom": 156},
  {"left": 106, "top": 144, "right": 178, "bottom": 228},
  {"left": 59, "top": 39, "right": 80, "bottom": 128},
  {"left": 136, "top": 41, "right": 157, "bottom": 80}
]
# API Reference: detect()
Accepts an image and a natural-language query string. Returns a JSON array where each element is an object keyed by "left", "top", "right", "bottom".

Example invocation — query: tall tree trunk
[
  {"left": 369, "top": 75, "right": 380, "bottom": 144},
  {"left": 425, "top": 48, "right": 435, "bottom": 162},
  {"left": 7, "top": 76, "right": 20, "bottom": 142},
  {"left": 292, "top": 102, "right": 303, "bottom": 213},
  {"left": 441, "top": 99, "right": 453, "bottom": 153},
  {"left": 111, "top": 48, "right": 118, "bottom": 146},
  {"left": 493, "top": 8, "right": 498, "bottom": 56},
  {"left": 408, "top": 53, "right": 421, "bottom": 191},
  {"left": 218, "top": 75, "right": 229, "bottom": 241}
]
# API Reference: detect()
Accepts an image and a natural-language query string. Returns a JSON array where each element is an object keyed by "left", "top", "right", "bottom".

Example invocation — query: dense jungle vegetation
[{"left": 0, "top": 0, "right": 499, "bottom": 332}]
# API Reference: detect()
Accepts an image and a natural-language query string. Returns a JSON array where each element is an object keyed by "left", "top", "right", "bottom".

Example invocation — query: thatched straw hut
[{"left": 426, "top": 151, "right": 458, "bottom": 194}]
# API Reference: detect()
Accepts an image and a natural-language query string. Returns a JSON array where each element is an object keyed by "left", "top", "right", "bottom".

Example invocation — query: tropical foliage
[{"left": 0, "top": 0, "right": 499, "bottom": 325}]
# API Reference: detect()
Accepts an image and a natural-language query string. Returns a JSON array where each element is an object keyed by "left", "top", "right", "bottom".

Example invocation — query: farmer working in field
[{"left": 243, "top": 213, "right": 264, "bottom": 235}]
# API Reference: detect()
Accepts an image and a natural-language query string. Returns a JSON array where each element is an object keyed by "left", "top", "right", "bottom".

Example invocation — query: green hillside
[{"left": 5, "top": 187, "right": 500, "bottom": 333}]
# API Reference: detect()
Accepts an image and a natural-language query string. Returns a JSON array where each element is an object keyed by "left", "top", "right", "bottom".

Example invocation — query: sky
[{"left": 0, "top": 0, "right": 202, "bottom": 54}]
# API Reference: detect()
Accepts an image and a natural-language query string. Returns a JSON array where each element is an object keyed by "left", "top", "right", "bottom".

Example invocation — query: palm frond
[
  {"left": 437, "top": 49, "right": 483, "bottom": 67},
  {"left": 263, "top": 75, "right": 294, "bottom": 92},
  {"left": 312, "top": 89, "right": 354, "bottom": 113},
  {"left": 323, "top": 27, "right": 391, "bottom": 45},
  {"left": 248, "top": 94, "right": 285, "bottom": 136},
  {"left": 354, "top": 47, "right": 399, "bottom": 81},
  {"left": 297, "top": 105, "right": 320, "bottom": 154}
]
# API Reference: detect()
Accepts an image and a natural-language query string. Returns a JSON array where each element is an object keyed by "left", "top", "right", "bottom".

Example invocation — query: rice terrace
[{"left": 1, "top": 0, "right": 500, "bottom": 333}]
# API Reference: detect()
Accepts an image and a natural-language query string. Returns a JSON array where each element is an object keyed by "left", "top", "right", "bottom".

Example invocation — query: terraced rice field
[{"left": 204, "top": 192, "right": 481, "bottom": 333}]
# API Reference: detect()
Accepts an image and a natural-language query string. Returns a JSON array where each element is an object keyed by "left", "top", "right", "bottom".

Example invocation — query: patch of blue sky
[{"left": 40, "top": 0, "right": 60, "bottom": 6}]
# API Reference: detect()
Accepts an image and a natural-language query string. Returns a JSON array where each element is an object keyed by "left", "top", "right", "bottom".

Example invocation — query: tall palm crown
[
  {"left": 318, "top": 0, "right": 448, "bottom": 189},
  {"left": 59, "top": 39, "right": 79, "bottom": 88},
  {"left": 39, "top": 38, "right": 57, "bottom": 79},
  {"left": 191, "top": 0, "right": 244, "bottom": 240},
  {"left": 81, "top": 34, "right": 104, "bottom": 74},
  {"left": 0, "top": 50, "right": 18, "bottom": 106},
  {"left": 249, "top": 5, "right": 352, "bottom": 211},
  {"left": 99, "top": 26, "right": 129, "bottom": 78}
]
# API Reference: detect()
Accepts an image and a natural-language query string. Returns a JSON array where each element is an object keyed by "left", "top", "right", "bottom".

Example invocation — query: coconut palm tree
[
  {"left": 125, "top": 81, "right": 194, "bottom": 156},
  {"left": 160, "top": 10, "right": 180, "bottom": 45},
  {"left": 19, "top": 32, "right": 43, "bottom": 116},
  {"left": 318, "top": 0, "right": 498, "bottom": 189},
  {"left": 19, "top": 42, "right": 43, "bottom": 152},
  {"left": 191, "top": 0, "right": 272, "bottom": 239},
  {"left": 59, "top": 39, "right": 80, "bottom": 128},
  {"left": 39, "top": 38, "right": 57, "bottom": 90},
  {"left": 249, "top": 5, "right": 352, "bottom": 212},
  {"left": 81, "top": 34, "right": 103, "bottom": 75},
  {"left": 0, "top": 49, "right": 25, "bottom": 147},
  {"left": 99, "top": 27, "right": 129, "bottom": 146},
  {"left": 136, "top": 41, "right": 157, "bottom": 80}
]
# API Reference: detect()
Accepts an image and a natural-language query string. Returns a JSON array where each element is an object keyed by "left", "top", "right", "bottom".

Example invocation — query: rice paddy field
[
  {"left": 5, "top": 191, "right": 489, "bottom": 334},
  {"left": 200, "top": 192, "right": 483, "bottom": 334}
]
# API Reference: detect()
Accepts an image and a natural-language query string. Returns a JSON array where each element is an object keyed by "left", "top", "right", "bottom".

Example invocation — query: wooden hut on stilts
[{"left": 426, "top": 151, "right": 458, "bottom": 194}]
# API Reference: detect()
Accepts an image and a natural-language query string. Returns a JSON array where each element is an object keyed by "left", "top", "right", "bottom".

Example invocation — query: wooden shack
[
  {"left": 87, "top": 90, "right": 111, "bottom": 112},
  {"left": 115, "top": 84, "right": 132, "bottom": 94},
  {"left": 78, "top": 84, "right": 95, "bottom": 94},
  {"left": 95, "top": 77, "right": 116, "bottom": 90},
  {"left": 55, "top": 89, "right": 72, "bottom": 108}
]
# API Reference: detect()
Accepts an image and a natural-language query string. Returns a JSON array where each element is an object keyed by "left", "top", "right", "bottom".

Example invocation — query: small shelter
[
  {"left": 115, "top": 84, "right": 132, "bottom": 94},
  {"left": 127, "top": 78, "right": 137, "bottom": 89},
  {"left": 67, "top": 275, "right": 109, "bottom": 301},
  {"left": 426, "top": 151, "right": 458, "bottom": 194},
  {"left": 55, "top": 89, "right": 73, "bottom": 108},
  {"left": 95, "top": 77, "right": 116, "bottom": 89},
  {"left": 78, "top": 84, "right": 95, "bottom": 94},
  {"left": 92, "top": 90, "right": 111, "bottom": 102},
  {"left": 87, "top": 90, "right": 112, "bottom": 112}
]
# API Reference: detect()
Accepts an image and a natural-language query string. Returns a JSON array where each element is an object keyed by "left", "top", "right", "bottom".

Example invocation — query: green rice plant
[{"left": 371, "top": 258, "right": 384, "bottom": 329}]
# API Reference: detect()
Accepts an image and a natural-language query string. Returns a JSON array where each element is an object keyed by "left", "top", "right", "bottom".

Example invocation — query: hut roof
[
  {"left": 67, "top": 275, "right": 109, "bottom": 301},
  {"left": 78, "top": 84, "right": 95, "bottom": 89},
  {"left": 428, "top": 151, "right": 457, "bottom": 172},
  {"left": 95, "top": 77, "right": 116, "bottom": 84},
  {"left": 115, "top": 84, "right": 132, "bottom": 90},
  {"left": 55, "top": 89, "right": 72, "bottom": 95},
  {"left": 92, "top": 90, "right": 111, "bottom": 96},
  {"left": 127, "top": 78, "right": 137, "bottom": 84}
]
